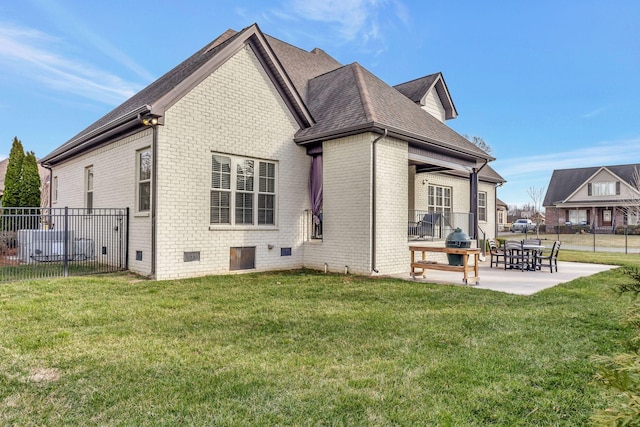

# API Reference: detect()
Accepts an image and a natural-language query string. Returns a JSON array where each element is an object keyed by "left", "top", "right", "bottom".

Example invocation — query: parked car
[{"left": 510, "top": 219, "right": 536, "bottom": 232}]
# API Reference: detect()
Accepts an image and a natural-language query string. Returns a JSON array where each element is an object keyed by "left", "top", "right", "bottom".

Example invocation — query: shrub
[{"left": 592, "top": 267, "right": 640, "bottom": 425}]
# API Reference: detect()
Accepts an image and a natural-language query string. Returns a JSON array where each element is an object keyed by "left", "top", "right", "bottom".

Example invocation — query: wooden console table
[{"left": 409, "top": 246, "right": 480, "bottom": 285}]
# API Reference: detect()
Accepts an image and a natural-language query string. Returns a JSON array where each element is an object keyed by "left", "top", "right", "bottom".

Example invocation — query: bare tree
[
  {"left": 463, "top": 135, "right": 492, "bottom": 154},
  {"left": 527, "top": 186, "right": 546, "bottom": 236},
  {"left": 617, "top": 167, "right": 640, "bottom": 227}
]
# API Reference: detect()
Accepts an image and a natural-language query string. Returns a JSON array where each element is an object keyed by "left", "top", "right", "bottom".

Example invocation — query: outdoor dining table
[{"left": 521, "top": 244, "right": 545, "bottom": 271}]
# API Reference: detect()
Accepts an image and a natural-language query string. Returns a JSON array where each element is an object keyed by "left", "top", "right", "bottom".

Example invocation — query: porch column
[{"left": 470, "top": 168, "right": 478, "bottom": 239}]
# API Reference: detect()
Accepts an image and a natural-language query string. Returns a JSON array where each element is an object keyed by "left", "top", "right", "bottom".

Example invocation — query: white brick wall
[
  {"left": 51, "top": 129, "right": 153, "bottom": 276},
  {"left": 303, "top": 133, "right": 409, "bottom": 275},
  {"left": 155, "top": 44, "right": 307, "bottom": 279},
  {"left": 413, "top": 171, "right": 497, "bottom": 240}
]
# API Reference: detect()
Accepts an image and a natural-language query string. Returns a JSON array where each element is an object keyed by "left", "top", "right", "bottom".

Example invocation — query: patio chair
[
  {"left": 488, "top": 238, "right": 506, "bottom": 268},
  {"left": 536, "top": 241, "right": 561, "bottom": 273},
  {"left": 523, "top": 238, "right": 541, "bottom": 245},
  {"left": 505, "top": 240, "right": 529, "bottom": 271},
  {"left": 408, "top": 213, "right": 440, "bottom": 239}
]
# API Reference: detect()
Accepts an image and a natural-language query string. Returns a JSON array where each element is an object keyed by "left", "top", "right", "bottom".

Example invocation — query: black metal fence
[
  {"left": 408, "top": 210, "right": 475, "bottom": 241},
  {"left": 1, "top": 207, "right": 129, "bottom": 282}
]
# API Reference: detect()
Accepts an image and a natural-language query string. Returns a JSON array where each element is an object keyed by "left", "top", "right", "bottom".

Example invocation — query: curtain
[{"left": 309, "top": 154, "right": 322, "bottom": 224}]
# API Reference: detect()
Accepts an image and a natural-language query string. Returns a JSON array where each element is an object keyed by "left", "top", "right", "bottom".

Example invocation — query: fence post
[
  {"left": 124, "top": 207, "right": 129, "bottom": 270},
  {"left": 593, "top": 227, "right": 596, "bottom": 252},
  {"left": 63, "top": 206, "right": 69, "bottom": 277},
  {"left": 625, "top": 226, "right": 628, "bottom": 255}
]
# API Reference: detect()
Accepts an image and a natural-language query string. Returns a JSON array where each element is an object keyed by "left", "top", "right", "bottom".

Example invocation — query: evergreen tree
[
  {"left": 20, "top": 151, "right": 41, "bottom": 208},
  {"left": 2, "top": 137, "right": 25, "bottom": 208}
]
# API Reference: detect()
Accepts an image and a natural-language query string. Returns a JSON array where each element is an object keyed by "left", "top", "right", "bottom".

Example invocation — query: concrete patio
[{"left": 394, "top": 260, "right": 617, "bottom": 295}]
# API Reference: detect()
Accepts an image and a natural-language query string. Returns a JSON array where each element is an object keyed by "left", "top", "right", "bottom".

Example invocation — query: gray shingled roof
[
  {"left": 295, "top": 62, "right": 490, "bottom": 159},
  {"left": 393, "top": 73, "right": 440, "bottom": 103},
  {"left": 265, "top": 35, "right": 342, "bottom": 103},
  {"left": 43, "top": 23, "right": 494, "bottom": 166},
  {"left": 42, "top": 28, "right": 245, "bottom": 163},
  {"left": 543, "top": 163, "right": 640, "bottom": 206}
]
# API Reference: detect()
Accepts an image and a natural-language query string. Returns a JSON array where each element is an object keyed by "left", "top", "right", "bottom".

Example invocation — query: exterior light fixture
[{"left": 138, "top": 113, "right": 161, "bottom": 126}]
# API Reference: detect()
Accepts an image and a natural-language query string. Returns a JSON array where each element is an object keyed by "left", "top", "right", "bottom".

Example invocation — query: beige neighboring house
[
  {"left": 496, "top": 198, "right": 508, "bottom": 232},
  {"left": 41, "top": 23, "right": 505, "bottom": 280},
  {"left": 544, "top": 163, "right": 640, "bottom": 230},
  {"left": 0, "top": 157, "right": 49, "bottom": 206}
]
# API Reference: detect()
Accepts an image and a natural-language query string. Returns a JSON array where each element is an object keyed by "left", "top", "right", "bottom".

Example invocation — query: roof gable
[
  {"left": 42, "top": 24, "right": 313, "bottom": 165},
  {"left": 296, "top": 63, "right": 490, "bottom": 160},
  {"left": 394, "top": 73, "right": 458, "bottom": 120},
  {"left": 543, "top": 164, "right": 640, "bottom": 206}
]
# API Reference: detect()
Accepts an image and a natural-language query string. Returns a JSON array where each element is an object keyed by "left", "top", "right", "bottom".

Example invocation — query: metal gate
[{"left": 0, "top": 207, "right": 129, "bottom": 282}]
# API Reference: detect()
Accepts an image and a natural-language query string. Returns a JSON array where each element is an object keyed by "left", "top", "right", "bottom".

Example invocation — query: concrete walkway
[{"left": 395, "top": 260, "right": 617, "bottom": 295}]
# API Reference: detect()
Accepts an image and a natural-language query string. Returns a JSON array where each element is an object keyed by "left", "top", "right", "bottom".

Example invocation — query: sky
[{"left": 1, "top": 0, "right": 639, "bottom": 207}]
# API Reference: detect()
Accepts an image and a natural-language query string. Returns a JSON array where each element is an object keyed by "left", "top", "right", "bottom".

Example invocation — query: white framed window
[
  {"left": 478, "top": 191, "right": 487, "bottom": 222},
  {"left": 52, "top": 176, "right": 58, "bottom": 204},
  {"left": 85, "top": 166, "right": 93, "bottom": 213},
  {"left": 591, "top": 182, "right": 618, "bottom": 196},
  {"left": 428, "top": 184, "right": 452, "bottom": 214},
  {"left": 568, "top": 209, "right": 587, "bottom": 224},
  {"left": 136, "top": 148, "right": 152, "bottom": 212},
  {"left": 211, "top": 153, "right": 277, "bottom": 226}
]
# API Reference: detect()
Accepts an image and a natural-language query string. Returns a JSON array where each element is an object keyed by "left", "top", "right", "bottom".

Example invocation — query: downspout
[
  {"left": 150, "top": 125, "right": 158, "bottom": 279},
  {"left": 42, "top": 164, "right": 53, "bottom": 209},
  {"left": 42, "top": 164, "right": 53, "bottom": 229},
  {"left": 371, "top": 128, "right": 387, "bottom": 274},
  {"left": 470, "top": 158, "right": 489, "bottom": 240}
]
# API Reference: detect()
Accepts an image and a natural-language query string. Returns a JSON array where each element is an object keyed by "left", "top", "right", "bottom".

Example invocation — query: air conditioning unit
[
  {"left": 74, "top": 238, "right": 95, "bottom": 261},
  {"left": 17, "top": 230, "right": 75, "bottom": 264}
]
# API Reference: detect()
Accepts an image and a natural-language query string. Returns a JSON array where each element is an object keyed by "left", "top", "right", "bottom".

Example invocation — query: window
[
  {"left": 211, "top": 154, "right": 277, "bottom": 225},
  {"left": 568, "top": 209, "right": 587, "bottom": 224},
  {"left": 590, "top": 181, "right": 619, "bottom": 196},
  {"left": 478, "top": 192, "right": 487, "bottom": 222},
  {"left": 52, "top": 176, "right": 58, "bottom": 204},
  {"left": 85, "top": 166, "right": 93, "bottom": 213},
  {"left": 137, "top": 149, "right": 152, "bottom": 212},
  {"left": 427, "top": 185, "right": 452, "bottom": 213}
]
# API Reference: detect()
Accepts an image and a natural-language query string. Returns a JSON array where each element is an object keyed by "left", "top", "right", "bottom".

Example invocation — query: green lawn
[{"left": 0, "top": 254, "right": 637, "bottom": 425}]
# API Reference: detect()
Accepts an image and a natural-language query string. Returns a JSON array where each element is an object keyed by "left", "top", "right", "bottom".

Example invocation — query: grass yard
[{"left": 0, "top": 253, "right": 638, "bottom": 425}]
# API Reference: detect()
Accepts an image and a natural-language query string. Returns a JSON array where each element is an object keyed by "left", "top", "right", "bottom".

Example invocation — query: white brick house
[{"left": 41, "top": 24, "right": 504, "bottom": 279}]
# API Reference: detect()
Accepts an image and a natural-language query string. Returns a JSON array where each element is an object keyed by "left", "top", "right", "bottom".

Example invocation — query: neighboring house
[
  {"left": 0, "top": 157, "right": 49, "bottom": 207},
  {"left": 40, "top": 23, "right": 504, "bottom": 279},
  {"left": 543, "top": 164, "right": 640, "bottom": 229},
  {"left": 496, "top": 198, "right": 508, "bottom": 232}
]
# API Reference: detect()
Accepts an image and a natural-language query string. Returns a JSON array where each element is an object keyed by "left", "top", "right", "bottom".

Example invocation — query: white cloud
[
  {"left": 582, "top": 106, "right": 608, "bottom": 119},
  {"left": 0, "top": 23, "right": 140, "bottom": 105},
  {"left": 27, "top": 0, "right": 155, "bottom": 82},
  {"left": 493, "top": 137, "right": 640, "bottom": 206},
  {"left": 495, "top": 137, "right": 640, "bottom": 179},
  {"left": 258, "top": 0, "right": 410, "bottom": 53}
]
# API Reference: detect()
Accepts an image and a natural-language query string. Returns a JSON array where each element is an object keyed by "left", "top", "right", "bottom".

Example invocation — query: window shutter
[
  {"left": 587, "top": 183, "right": 592, "bottom": 196},
  {"left": 616, "top": 181, "right": 621, "bottom": 195}
]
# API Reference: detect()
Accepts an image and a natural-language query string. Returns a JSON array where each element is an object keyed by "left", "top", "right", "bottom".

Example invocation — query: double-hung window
[
  {"left": 52, "top": 176, "right": 58, "bottom": 204},
  {"left": 137, "top": 148, "right": 152, "bottom": 212},
  {"left": 85, "top": 166, "right": 94, "bottom": 213},
  {"left": 427, "top": 184, "right": 452, "bottom": 214},
  {"left": 211, "top": 154, "right": 277, "bottom": 226},
  {"left": 478, "top": 191, "right": 487, "bottom": 222}
]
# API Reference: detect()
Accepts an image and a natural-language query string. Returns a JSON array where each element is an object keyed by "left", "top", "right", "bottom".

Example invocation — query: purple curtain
[{"left": 309, "top": 154, "right": 323, "bottom": 224}]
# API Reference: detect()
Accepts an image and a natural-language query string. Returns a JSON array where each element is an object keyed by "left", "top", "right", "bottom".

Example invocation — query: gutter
[
  {"left": 295, "top": 122, "right": 495, "bottom": 163},
  {"left": 371, "top": 128, "right": 387, "bottom": 274},
  {"left": 150, "top": 125, "right": 158, "bottom": 279},
  {"left": 41, "top": 105, "right": 151, "bottom": 166}
]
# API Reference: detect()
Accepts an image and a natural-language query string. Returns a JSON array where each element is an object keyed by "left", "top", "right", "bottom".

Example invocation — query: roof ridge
[
  {"left": 393, "top": 72, "right": 441, "bottom": 87},
  {"left": 352, "top": 63, "right": 377, "bottom": 123}
]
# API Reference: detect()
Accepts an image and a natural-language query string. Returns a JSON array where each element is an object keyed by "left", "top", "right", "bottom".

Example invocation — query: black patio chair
[
  {"left": 536, "top": 241, "right": 561, "bottom": 273},
  {"left": 488, "top": 238, "right": 506, "bottom": 268},
  {"left": 505, "top": 240, "right": 529, "bottom": 271},
  {"left": 408, "top": 213, "right": 440, "bottom": 239}
]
